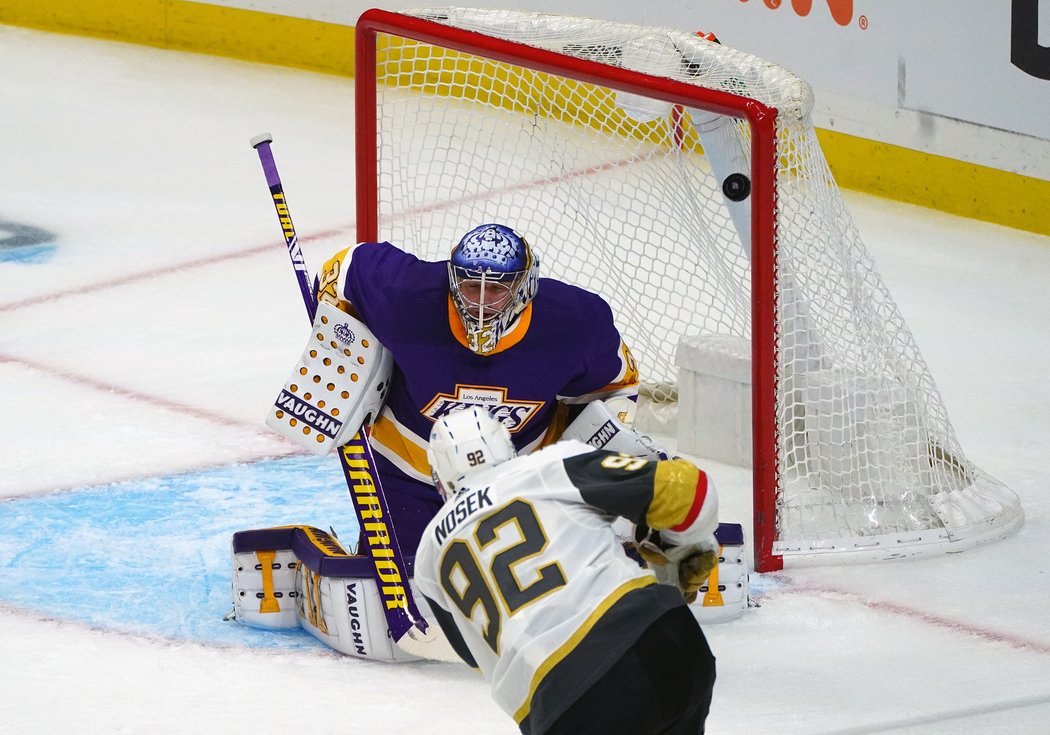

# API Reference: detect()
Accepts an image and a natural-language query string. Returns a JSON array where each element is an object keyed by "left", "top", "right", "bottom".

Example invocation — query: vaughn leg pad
[
  {"left": 231, "top": 528, "right": 301, "bottom": 630},
  {"left": 230, "top": 526, "right": 420, "bottom": 662},
  {"left": 688, "top": 522, "right": 750, "bottom": 624}
]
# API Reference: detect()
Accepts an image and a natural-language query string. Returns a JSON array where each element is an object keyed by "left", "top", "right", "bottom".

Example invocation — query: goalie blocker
[{"left": 228, "top": 525, "right": 457, "bottom": 663}]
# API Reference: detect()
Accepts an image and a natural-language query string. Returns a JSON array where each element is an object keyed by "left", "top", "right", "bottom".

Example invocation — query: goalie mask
[
  {"left": 427, "top": 407, "right": 516, "bottom": 500},
  {"left": 448, "top": 224, "right": 539, "bottom": 355}
]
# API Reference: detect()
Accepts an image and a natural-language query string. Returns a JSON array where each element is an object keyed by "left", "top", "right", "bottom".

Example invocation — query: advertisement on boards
[
  {"left": 201, "top": 0, "right": 1048, "bottom": 144},
  {"left": 898, "top": 0, "right": 1049, "bottom": 141},
  {"left": 654, "top": 1, "right": 1050, "bottom": 143},
  {"left": 1013, "top": 0, "right": 1050, "bottom": 80}
]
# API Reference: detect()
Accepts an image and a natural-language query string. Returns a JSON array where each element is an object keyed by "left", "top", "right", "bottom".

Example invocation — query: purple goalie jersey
[
  {"left": 315, "top": 239, "right": 634, "bottom": 550},
  {"left": 318, "top": 241, "right": 638, "bottom": 550}
]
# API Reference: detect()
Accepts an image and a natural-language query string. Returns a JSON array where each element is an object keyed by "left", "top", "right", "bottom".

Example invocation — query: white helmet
[{"left": 427, "top": 407, "right": 516, "bottom": 500}]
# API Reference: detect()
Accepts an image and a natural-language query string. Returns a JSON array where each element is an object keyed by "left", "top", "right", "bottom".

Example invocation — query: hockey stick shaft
[
  {"left": 339, "top": 435, "right": 426, "bottom": 641},
  {"left": 250, "top": 133, "right": 318, "bottom": 322},
  {"left": 250, "top": 134, "right": 427, "bottom": 640}
]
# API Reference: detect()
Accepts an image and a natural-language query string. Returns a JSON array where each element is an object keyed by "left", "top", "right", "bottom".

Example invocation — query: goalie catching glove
[{"left": 561, "top": 398, "right": 674, "bottom": 460}]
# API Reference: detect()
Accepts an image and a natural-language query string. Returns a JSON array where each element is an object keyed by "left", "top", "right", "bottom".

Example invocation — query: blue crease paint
[{"left": 0, "top": 456, "right": 359, "bottom": 650}]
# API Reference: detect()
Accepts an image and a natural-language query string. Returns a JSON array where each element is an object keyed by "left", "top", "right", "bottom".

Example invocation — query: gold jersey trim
[
  {"left": 512, "top": 575, "right": 656, "bottom": 724},
  {"left": 369, "top": 408, "right": 432, "bottom": 482},
  {"left": 646, "top": 460, "right": 704, "bottom": 530}
]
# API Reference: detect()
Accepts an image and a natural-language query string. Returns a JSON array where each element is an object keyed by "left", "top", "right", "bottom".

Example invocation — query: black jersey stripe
[
  {"left": 561, "top": 450, "right": 656, "bottom": 524},
  {"left": 516, "top": 579, "right": 684, "bottom": 734}
]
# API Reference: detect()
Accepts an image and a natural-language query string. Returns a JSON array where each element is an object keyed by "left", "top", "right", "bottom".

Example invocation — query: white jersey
[{"left": 414, "top": 440, "right": 717, "bottom": 735}]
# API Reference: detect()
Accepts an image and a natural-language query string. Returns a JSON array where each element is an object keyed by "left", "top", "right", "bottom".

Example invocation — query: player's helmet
[
  {"left": 427, "top": 407, "right": 516, "bottom": 500},
  {"left": 448, "top": 224, "right": 539, "bottom": 355}
]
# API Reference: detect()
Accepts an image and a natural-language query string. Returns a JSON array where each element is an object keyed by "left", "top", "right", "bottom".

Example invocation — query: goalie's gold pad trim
[
  {"left": 256, "top": 550, "right": 280, "bottom": 613},
  {"left": 702, "top": 549, "right": 724, "bottom": 607},
  {"left": 646, "top": 460, "right": 705, "bottom": 531}
]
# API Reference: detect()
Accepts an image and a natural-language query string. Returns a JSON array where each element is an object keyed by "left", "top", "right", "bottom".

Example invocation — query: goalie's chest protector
[{"left": 344, "top": 244, "right": 626, "bottom": 449}]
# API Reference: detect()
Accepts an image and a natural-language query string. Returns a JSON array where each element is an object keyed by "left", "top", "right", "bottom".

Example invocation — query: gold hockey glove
[
  {"left": 634, "top": 526, "right": 719, "bottom": 604},
  {"left": 676, "top": 547, "right": 719, "bottom": 604}
]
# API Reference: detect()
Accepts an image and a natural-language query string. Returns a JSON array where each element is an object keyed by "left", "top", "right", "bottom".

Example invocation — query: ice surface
[{"left": 2, "top": 25, "right": 1049, "bottom": 734}]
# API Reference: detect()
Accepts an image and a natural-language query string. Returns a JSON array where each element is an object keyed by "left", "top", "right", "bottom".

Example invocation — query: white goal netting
[{"left": 360, "top": 7, "right": 1023, "bottom": 566}]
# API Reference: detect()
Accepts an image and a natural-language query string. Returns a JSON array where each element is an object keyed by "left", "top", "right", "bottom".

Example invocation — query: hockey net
[{"left": 355, "top": 7, "right": 1023, "bottom": 571}]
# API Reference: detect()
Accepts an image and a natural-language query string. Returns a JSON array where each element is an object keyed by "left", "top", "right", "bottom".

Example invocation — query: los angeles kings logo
[{"left": 422, "top": 385, "right": 543, "bottom": 433}]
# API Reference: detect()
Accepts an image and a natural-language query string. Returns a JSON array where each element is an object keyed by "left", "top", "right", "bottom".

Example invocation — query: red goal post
[
  {"left": 355, "top": 8, "right": 782, "bottom": 571},
  {"left": 353, "top": 8, "right": 1022, "bottom": 573}
]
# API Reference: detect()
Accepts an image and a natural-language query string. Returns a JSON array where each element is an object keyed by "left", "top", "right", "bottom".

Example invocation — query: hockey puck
[{"left": 722, "top": 173, "right": 751, "bottom": 202}]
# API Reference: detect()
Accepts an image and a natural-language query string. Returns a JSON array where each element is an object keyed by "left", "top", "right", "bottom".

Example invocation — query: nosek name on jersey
[{"left": 434, "top": 486, "right": 494, "bottom": 544}]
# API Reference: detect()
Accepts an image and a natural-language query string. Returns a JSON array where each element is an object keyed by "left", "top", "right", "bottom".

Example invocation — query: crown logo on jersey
[
  {"left": 333, "top": 322, "right": 356, "bottom": 345},
  {"left": 422, "top": 385, "right": 544, "bottom": 433}
]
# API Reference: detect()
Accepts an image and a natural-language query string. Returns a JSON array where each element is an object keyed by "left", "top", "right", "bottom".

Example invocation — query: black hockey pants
[{"left": 542, "top": 604, "right": 716, "bottom": 735}]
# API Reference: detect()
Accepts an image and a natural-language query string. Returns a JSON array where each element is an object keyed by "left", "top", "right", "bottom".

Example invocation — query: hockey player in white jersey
[{"left": 414, "top": 407, "right": 718, "bottom": 735}]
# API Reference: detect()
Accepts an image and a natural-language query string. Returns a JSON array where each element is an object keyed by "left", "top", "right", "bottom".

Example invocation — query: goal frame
[{"left": 354, "top": 8, "right": 785, "bottom": 572}]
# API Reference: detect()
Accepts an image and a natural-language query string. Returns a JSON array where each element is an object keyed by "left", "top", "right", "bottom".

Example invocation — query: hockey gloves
[{"left": 634, "top": 527, "right": 719, "bottom": 604}]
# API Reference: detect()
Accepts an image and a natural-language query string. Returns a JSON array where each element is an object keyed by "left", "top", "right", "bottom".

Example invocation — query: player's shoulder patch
[
  {"left": 565, "top": 450, "right": 653, "bottom": 478},
  {"left": 561, "top": 449, "right": 656, "bottom": 522}
]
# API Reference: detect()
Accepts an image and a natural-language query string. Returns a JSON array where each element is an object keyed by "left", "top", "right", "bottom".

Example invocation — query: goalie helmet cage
[{"left": 354, "top": 7, "right": 1023, "bottom": 572}]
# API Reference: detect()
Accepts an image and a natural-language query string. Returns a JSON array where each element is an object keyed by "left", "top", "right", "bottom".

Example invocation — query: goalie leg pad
[
  {"left": 689, "top": 522, "right": 750, "bottom": 624},
  {"left": 231, "top": 528, "right": 302, "bottom": 630},
  {"left": 229, "top": 525, "right": 421, "bottom": 662},
  {"left": 299, "top": 562, "right": 421, "bottom": 662},
  {"left": 266, "top": 299, "right": 393, "bottom": 455}
]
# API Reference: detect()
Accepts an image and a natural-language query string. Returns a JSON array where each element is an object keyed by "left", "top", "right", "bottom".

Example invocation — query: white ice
[{"left": 2, "top": 25, "right": 1050, "bottom": 735}]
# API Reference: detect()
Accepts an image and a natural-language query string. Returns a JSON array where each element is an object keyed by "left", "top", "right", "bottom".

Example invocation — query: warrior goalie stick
[
  {"left": 249, "top": 133, "right": 318, "bottom": 321},
  {"left": 250, "top": 133, "right": 428, "bottom": 643}
]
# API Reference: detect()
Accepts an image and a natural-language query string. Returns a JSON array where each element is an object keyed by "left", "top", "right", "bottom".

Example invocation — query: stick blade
[{"left": 394, "top": 622, "right": 462, "bottom": 663}]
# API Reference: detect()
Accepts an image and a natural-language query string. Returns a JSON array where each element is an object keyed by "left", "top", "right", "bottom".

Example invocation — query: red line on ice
[
  {"left": 0, "top": 352, "right": 267, "bottom": 432},
  {"left": 785, "top": 581, "right": 1050, "bottom": 655},
  {"left": 0, "top": 230, "right": 345, "bottom": 314},
  {"left": 0, "top": 152, "right": 651, "bottom": 313},
  {"left": 0, "top": 153, "right": 649, "bottom": 496}
]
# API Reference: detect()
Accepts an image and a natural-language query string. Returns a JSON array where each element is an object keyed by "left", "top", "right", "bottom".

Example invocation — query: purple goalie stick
[
  {"left": 249, "top": 133, "right": 317, "bottom": 321},
  {"left": 250, "top": 133, "right": 427, "bottom": 642}
]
